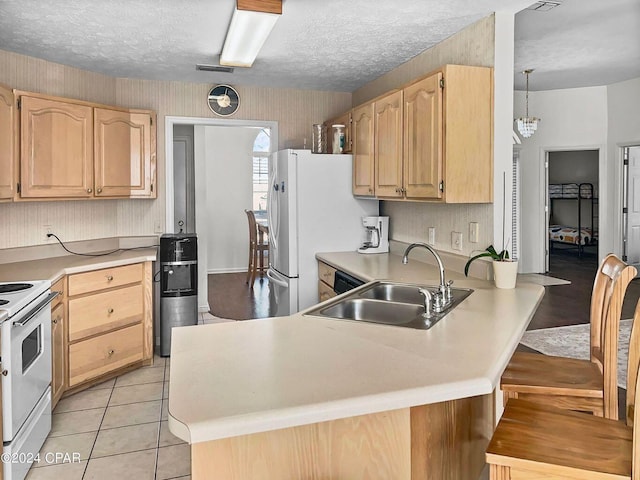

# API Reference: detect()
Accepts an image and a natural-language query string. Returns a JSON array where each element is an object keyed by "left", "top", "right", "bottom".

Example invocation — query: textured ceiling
[
  {"left": 515, "top": 0, "right": 640, "bottom": 90},
  {"left": 0, "top": 0, "right": 638, "bottom": 92}
]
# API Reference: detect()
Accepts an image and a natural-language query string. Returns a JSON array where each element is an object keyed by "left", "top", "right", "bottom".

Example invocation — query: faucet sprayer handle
[{"left": 418, "top": 288, "right": 433, "bottom": 318}]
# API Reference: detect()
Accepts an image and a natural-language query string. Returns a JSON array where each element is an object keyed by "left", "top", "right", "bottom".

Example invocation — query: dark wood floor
[
  {"left": 529, "top": 250, "right": 640, "bottom": 330},
  {"left": 208, "top": 272, "right": 271, "bottom": 320}
]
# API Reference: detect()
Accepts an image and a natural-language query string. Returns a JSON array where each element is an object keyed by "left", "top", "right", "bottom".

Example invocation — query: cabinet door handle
[
  {"left": 107, "top": 308, "right": 114, "bottom": 314},
  {"left": 1, "top": 370, "right": 7, "bottom": 376},
  {"left": 108, "top": 349, "right": 115, "bottom": 356},
  {"left": 52, "top": 317, "right": 59, "bottom": 324},
  {"left": 87, "top": 188, "right": 93, "bottom": 194},
  {"left": 97, "top": 188, "right": 102, "bottom": 194},
  {"left": 106, "top": 275, "right": 114, "bottom": 282}
]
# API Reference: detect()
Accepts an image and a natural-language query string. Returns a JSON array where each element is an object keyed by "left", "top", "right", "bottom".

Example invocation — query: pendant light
[{"left": 515, "top": 69, "right": 540, "bottom": 138}]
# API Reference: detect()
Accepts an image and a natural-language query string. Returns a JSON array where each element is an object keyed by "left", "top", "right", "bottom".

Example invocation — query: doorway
[
  {"left": 622, "top": 146, "right": 640, "bottom": 271},
  {"left": 544, "top": 149, "right": 599, "bottom": 272},
  {"left": 165, "top": 117, "right": 278, "bottom": 314}
]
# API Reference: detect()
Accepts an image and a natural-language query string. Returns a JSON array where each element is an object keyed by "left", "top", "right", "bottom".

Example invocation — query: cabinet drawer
[
  {"left": 318, "top": 261, "right": 337, "bottom": 288},
  {"left": 318, "top": 280, "right": 337, "bottom": 303},
  {"left": 68, "top": 263, "right": 142, "bottom": 296},
  {"left": 51, "top": 278, "right": 65, "bottom": 309},
  {"left": 68, "top": 323, "right": 143, "bottom": 387},
  {"left": 68, "top": 284, "right": 143, "bottom": 341}
]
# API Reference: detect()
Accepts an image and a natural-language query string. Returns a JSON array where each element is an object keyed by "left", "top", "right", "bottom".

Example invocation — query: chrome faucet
[{"left": 402, "top": 243, "right": 453, "bottom": 310}]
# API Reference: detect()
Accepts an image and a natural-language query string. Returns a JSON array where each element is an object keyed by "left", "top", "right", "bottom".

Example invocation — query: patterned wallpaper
[
  {"left": 0, "top": 49, "right": 351, "bottom": 249},
  {"left": 353, "top": 15, "right": 496, "bottom": 256}
]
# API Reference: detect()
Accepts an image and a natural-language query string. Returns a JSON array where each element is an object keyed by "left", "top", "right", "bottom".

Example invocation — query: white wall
[
  {"left": 203, "top": 127, "right": 260, "bottom": 273},
  {"left": 516, "top": 86, "right": 608, "bottom": 272},
  {"left": 607, "top": 77, "right": 640, "bottom": 257}
]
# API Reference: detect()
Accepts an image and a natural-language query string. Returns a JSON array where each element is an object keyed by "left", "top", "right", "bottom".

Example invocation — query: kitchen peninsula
[{"left": 168, "top": 245, "right": 545, "bottom": 479}]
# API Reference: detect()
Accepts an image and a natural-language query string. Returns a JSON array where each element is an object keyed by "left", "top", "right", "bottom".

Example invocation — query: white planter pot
[{"left": 493, "top": 260, "right": 518, "bottom": 289}]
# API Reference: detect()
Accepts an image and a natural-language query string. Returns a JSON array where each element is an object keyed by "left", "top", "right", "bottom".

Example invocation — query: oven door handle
[{"left": 13, "top": 291, "right": 59, "bottom": 327}]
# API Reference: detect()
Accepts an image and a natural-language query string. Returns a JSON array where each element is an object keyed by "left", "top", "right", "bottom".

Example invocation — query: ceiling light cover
[
  {"left": 220, "top": 8, "right": 280, "bottom": 67},
  {"left": 515, "top": 69, "right": 540, "bottom": 139}
]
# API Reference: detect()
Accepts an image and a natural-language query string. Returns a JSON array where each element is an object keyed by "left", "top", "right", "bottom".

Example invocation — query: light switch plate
[
  {"left": 451, "top": 231, "right": 463, "bottom": 251},
  {"left": 428, "top": 227, "right": 436, "bottom": 246},
  {"left": 469, "top": 222, "right": 479, "bottom": 243}
]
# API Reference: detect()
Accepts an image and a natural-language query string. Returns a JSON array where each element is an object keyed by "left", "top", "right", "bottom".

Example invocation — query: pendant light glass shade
[{"left": 515, "top": 69, "right": 540, "bottom": 138}]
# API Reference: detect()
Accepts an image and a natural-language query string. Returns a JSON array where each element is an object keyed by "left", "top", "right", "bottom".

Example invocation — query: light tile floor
[{"left": 26, "top": 313, "right": 230, "bottom": 480}]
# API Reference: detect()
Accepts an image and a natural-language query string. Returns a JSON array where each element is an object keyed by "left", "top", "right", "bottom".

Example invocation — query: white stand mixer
[{"left": 357, "top": 216, "right": 389, "bottom": 254}]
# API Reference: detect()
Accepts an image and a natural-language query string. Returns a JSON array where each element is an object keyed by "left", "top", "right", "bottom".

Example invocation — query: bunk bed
[{"left": 548, "top": 183, "right": 598, "bottom": 257}]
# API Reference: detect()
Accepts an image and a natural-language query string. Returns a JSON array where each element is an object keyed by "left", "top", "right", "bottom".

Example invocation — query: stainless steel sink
[
  {"left": 358, "top": 283, "right": 425, "bottom": 304},
  {"left": 319, "top": 298, "right": 425, "bottom": 325},
  {"left": 305, "top": 281, "right": 473, "bottom": 330}
]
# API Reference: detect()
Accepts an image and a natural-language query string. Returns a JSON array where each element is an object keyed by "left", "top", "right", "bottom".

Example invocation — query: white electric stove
[{"left": 0, "top": 280, "right": 55, "bottom": 480}]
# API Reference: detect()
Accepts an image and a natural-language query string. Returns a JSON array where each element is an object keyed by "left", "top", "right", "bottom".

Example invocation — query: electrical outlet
[
  {"left": 43, "top": 224, "right": 53, "bottom": 242},
  {"left": 428, "top": 227, "right": 436, "bottom": 246},
  {"left": 451, "top": 231, "right": 463, "bottom": 251},
  {"left": 469, "top": 222, "right": 479, "bottom": 243}
]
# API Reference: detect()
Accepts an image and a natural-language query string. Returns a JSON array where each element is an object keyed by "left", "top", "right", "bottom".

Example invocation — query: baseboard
[{"left": 207, "top": 267, "right": 247, "bottom": 274}]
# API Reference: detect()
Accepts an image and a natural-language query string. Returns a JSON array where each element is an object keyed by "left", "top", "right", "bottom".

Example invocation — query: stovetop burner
[
  {"left": 0, "top": 299, "right": 8, "bottom": 306},
  {"left": 0, "top": 283, "right": 33, "bottom": 294}
]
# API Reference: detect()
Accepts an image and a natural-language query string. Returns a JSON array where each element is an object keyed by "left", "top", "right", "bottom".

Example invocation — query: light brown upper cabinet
[
  {"left": 374, "top": 90, "right": 404, "bottom": 198},
  {"left": 94, "top": 108, "right": 155, "bottom": 197},
  {"left": 351, "top": 102, "right": 375, "bottom": 196},
  {"left": 339, "top": 64, "right": 493, "bottom": 203},
  {"left": 0, "top": 84, "right": 15, "bottom": 201},
  {"left": 431, "top": 65, "right": 492, "bottom": 203},
  {"left": 403, "top": 72, "right": 443, "bottom": 199},
  {"left": 20, "top": 95, "right": 94, "bottom": 198},
  {"left": 15, "top": 91, "right": 156, "bottom": 201}
]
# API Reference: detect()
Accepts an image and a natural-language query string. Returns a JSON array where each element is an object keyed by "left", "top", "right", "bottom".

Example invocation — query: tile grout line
[
  {"left": 81, "top": 383, "right": 116, "bottom": 480},
  {"left": 153, "top": 358, "right": 169, "bottom": 480}
]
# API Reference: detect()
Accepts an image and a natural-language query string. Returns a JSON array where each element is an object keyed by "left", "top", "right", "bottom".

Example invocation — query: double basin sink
[{"left": 306, "top": 281, "right": 473, "bottom": 330}]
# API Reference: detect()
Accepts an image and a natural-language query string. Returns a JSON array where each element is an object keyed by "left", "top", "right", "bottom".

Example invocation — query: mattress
[
  {"left": 549, "top": 225, "right": 596, "bottom": 246},
  {"left": 548, "top": 183, "right": 596, "bottom": 199}
]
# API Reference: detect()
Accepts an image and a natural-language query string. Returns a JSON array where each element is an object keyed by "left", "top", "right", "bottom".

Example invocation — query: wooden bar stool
[
  {"left": 486, "top": 299, "right": 640, "bottom": 480},
  {"left": 245, "top": 210, "right": 269, "bottom": 287},
  {"left": 501, "top": 254, "right": 636, "bottom": 419}
]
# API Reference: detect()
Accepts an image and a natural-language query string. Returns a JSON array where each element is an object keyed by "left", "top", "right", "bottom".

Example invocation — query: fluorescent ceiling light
[{"left": 220, "top": 6, "right": 280, "bottom": 68}]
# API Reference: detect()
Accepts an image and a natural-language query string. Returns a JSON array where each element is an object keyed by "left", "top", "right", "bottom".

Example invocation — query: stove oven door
[{"left": 1, "top": 291, "right": 55, "bottom": 441}]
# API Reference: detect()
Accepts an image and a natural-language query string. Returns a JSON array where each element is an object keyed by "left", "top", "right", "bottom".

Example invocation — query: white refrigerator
[{"left": 267, "top": 149, "right": 379, "bottom": 316}]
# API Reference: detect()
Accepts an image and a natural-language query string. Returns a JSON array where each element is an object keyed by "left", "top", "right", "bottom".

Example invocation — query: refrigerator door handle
[{"left": 266, "top": 269, "right": 288, "bottom": 288}]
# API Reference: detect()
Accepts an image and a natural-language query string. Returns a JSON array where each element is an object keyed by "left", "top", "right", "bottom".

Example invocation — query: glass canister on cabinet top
[{"left": 331, "top": 124, "right": 345, "bottom": 154}]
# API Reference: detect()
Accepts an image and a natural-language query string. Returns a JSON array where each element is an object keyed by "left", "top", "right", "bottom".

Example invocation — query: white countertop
[
  {"left": 168, "top": 250, "right": 545, "bottom": 444},
  {"left": 0, "top": 248, "right": 157, "bottom": 283}
]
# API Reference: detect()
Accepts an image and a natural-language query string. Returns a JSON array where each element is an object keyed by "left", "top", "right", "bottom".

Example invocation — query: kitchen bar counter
[
  {"left": 0, "top": 248, "right": 157, "bottom": 283},
  {"left": 169, "top": 250, "right": 544, "bottom": 449}
]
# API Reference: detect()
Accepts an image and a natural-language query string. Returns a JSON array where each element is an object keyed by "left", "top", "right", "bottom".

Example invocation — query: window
[{"left": 253, "top": 128, "right": 270, "bottom": 211}]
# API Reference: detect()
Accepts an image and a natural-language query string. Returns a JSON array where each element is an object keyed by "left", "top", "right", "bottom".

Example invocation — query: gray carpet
[{"left": 520, "top": 319, "right": 632, "bottom": 388}]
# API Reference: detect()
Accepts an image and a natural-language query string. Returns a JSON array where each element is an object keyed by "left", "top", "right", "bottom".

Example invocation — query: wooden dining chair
[
  {"left": 501, "top": 253, "right": 636, "bottom": 420},
  {"left": 486, "top": 298, "right": 640, "bottom": 480},
  {"left": 245, "top": 210, "right": 269, "bottom": 287}
]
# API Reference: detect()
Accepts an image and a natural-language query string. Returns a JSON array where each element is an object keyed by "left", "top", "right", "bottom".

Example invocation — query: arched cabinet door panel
[
  {"left": 94, "top": 108, "right": 156, "bottom": 198},
  {"left": 20, "top": 95, "right": 94, "bottom": 198}
]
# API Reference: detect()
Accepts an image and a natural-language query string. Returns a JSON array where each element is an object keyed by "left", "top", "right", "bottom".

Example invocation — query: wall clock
[{"left": 207, "top": 84, "right": 240, "bottom": 116}]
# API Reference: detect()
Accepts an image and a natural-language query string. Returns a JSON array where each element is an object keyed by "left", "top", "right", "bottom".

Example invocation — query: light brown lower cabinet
[
  {"left": 317, "top": 261, "right": 337, "bottom": 302},
  {"left": 51, "top": 303, "right": 65, "bottom": 407},
  {"left": 56, "top": 261, "right": 153, "bottom": 395}
]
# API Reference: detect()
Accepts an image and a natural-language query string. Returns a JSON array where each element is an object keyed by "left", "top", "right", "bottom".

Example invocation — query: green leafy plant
[{"left": 464, "top": 245, "right": 510, "bottom": 277}]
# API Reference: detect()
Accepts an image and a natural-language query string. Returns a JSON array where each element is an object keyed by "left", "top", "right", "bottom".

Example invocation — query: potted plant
[{"left": 464, "top": 245, "right": 518, "bottom": 289}]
